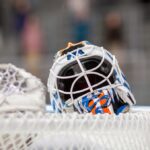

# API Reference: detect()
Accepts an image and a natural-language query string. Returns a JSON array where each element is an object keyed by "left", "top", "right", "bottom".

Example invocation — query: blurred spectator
[
  {"left": 72, "top": 17, "right": 90, "bottom": 42},
  {"left": 12, "top": 0, "right": 31, "bottom": 34},
  {"left": 11, "top": 0, "right": 31, "bottom": 55},
  {"left": 67, "top": 0, "right": 90, "bottom": 17},
  {"left": 139, "top": 0, "right": 150, "bottom": 22},
  {"left": 21, "top": 14, "right": 43, "bottom": 76},
  {"left": 104, "top": 12, "right": 123, "bottom": 50},
  {"left": 66, "top": 0, "right": 91, "bottom": 42},
  {"left": 103, "top": 11, "right": 125, "bottom": 66}
]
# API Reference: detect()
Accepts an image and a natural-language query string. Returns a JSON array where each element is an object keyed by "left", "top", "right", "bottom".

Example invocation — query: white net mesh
[
  {"left": 0, "top": 64, "right": 149, "bottom": 150},
  {"left": 0, "top": 110, "right": 150, "bottom": 150},
  {"left": 0, "top": 64, "right": 46, "bottom": 112}
]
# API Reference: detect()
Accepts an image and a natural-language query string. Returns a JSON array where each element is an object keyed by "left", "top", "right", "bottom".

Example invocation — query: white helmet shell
[{"left": 48, "top": 41, "right": 136, "bottom": 114}]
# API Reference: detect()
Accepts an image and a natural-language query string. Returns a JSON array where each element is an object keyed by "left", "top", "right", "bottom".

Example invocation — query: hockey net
[
  {"left": 0, "top": 64, "right": 45, "bottom": 112},
  {"left": 0, "top": 109, "right": 150, "bottom": 150},
  {"left": 0, "top": 64, "right": 150, "bottom": 150}
]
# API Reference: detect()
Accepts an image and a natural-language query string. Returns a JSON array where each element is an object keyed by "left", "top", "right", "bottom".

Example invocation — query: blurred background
[{"left": 0, "top": 0, "right": 149, "bottom": 105}]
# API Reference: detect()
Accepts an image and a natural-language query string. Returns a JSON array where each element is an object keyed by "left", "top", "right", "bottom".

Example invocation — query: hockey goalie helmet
[{"left": 48, "top": 41, "right": 136, "bottom": 114}]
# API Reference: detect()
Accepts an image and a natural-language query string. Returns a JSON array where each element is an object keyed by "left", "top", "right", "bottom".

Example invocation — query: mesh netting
[
  {"left": 0, "top": 64, "right": 46, "bottom": 112},
  {"left": 0, "top": 64, "right": 37, "bottom": 95},
  {"left": 0, "top": 64, "right": 149, "bottom": 150},
  {"left": 0, "top": 111, "right": 150, "bottom": 150}
]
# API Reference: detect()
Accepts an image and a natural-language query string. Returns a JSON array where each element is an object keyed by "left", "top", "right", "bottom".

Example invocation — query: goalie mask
[{"left": 48, "top": 41, "right": 136, "bottom": 115}]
